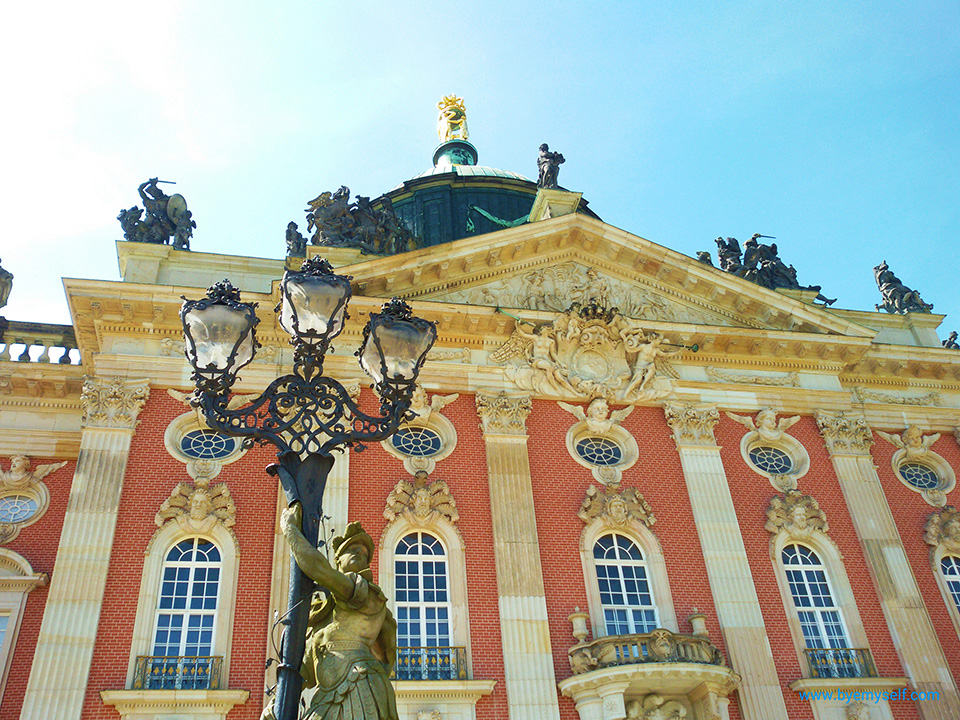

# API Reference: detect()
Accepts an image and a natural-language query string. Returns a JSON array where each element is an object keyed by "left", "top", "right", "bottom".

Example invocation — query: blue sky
[{"left": 3, "top": 2, "right": 958, "bottom": 337}]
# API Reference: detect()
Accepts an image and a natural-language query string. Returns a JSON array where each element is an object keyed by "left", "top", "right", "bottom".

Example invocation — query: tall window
[
  {"left": 782, "top": 544, "right": 848, "bottom": 649},
  {"left": 594, "top": 533, "right": 658, "bottom": 635},
  {"left": 942, "top": 555, "right": 960, "bottom": 614},
  {"left": 395, "top": 531, "right": 455, "bottom": 679},
  {"left": 145, "top": 538, "right": 222, "bottom": 689}
]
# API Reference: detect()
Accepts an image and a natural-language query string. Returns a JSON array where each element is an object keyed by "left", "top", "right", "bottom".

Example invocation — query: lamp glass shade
[
  {"left": 360, "top": 314, "right": 437, "bottom": 384},
  {"left": 184, "top": 303, "right": 256, "bottom": 374},
  {"left": 279, "top": 272, "right": 351, "bottom": 343}
]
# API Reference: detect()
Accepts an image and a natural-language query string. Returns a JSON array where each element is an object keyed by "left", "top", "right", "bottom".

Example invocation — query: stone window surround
[
  {"left": 768, "top": 533, "right": 871, "bottom": 680},
  {"left": 163, "top": 412, "right": 246, "bottom": 468},
  {"left": 579, "top": 518, "right": 677, "bottom": 638},
  {"left": 124, "top": 522, "right": 240, "bottom": 691},
  {"left": 930, "top": 545, "right": 960, "bottom": 639},
  {"left": 565, "top": 420, "right": 639, "bottom": 486},
  {"left": 889, "top": 448, "right": 956, "bottom": 507},
  {"left": 0, "top": 549, "right": 47, "bottom": 704},
  {"left": 381, "top": 412, "right": 458, "bottom": 476},
  {"left": 738, "top": 428, "right": 810, "bottom": 492}
]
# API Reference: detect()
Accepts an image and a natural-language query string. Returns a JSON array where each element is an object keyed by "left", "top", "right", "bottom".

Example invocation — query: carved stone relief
[
  {"left": 924, "top": 506, "right": 960, "bottom": 553},
  {"left": 491, "top": 302, "right": 677, "bottom": 402},
  {"left": 0, "top": 455, "right": 67, "bottom": 544},
  {"left": 426, "top": 347, "right": 471, "bottom": 362},
  {"left": 877, "top": 426, "right": 954, "bottom": 507},
  {"left": 155, "top": 460, "right": 237, "bottom": 549},
  {"left": 408, "top": 385, "right": 459, "bottom": 422},
  {"left": 626, "top": 695, "right": 688, "bottom": 719},
  {"left": 728, "top": 409, "right": 808, "bottom": 491},
  {"left": 705, "top": 367, "right": 799, "bottom": 387},
  {"left": 845, "top": 700, "right": 870, "bottom": 720},
  {"left": 578, "top": 484, "right": 654, "bottom": 528},
  {"left": 664, "top": 404, "right": 719, "bottom": 446},
  {"left": 384, "top": 470, "right": 459, "bottom": 527},
  {"left": 815, "top": 410, "right": 873, "bottom": 456},
  {"left": 876, "top": 426, "right": 941, "bottom": 461},
  {"left": 727, "top": 408, "right": 799, "bottom": 443},
  {"left": 439, "top": 262, "right": 726, "bottom": 325},
  {"left": 765, "top": 491, "right": 829, "bottom": 540},
  {"left": 80, "top": 376, "right": 150, "bottom": 430},
  {"left": 853, "top": 387, "right": 942, "bottom": 407},
  {"left": 475, "top": 392, "right": 531, "bottom": 436}
]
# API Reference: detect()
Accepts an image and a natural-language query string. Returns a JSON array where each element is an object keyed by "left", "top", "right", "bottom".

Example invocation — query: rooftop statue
[
  {"left": 0, "top": 258, "right": 12, "bottom": 310},
  {"left": 305, "top": 187, "right": 420, "bottom": 255},
  {"left": 285, "top": 221, "right": 307, "bottom": 258},
  {"left": 118, "top": 178, "right": 193, "bottom": 249},
  {"left": 705, "top": 234, "right": 835, "bottom": 305},
  {"left": 943, "top": 331, "right": 959, "bottom": 350},
  {"left": 537, "top": 143, "right": 565, "bottom": 189},
  {"left": 874, "top": 260, "right": 934, "bottom": 314},
  {"left": 437, "top": 95, "right": 469, "bottom": 143},
  {"left": 271, "top": 505, "right": 399, "bottom": 720}
]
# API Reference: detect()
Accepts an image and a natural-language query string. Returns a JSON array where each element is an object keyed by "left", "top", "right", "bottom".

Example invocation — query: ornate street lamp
[{"left": 180, "top": 256, "right": 436, "bottom": 720}]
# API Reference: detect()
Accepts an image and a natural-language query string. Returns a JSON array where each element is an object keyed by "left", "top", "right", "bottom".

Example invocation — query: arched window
[
  {"left": 395, "top": 531, "right": 456, "bottom": 679},
  {"left": 594, "top": 533, "right": 659, "bottom": 635},
  {"left": 145, "top": 538, "right": 223, "bottom": 689},
  {"left": 941, "top": 555, "right": 960, "bottom": 614},
  {"left": 782, "top": 544, "right": 849, "bottom": 650}
]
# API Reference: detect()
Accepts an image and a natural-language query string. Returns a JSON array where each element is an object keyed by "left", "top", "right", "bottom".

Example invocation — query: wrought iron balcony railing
[
  {"left": 568, "top": 628, "right": 725, "bottom": 675},
  {"left": 132, "top": 655, "right": 223, "bottom": 690},
  {"left": 394, "top": 646, "right": 468, "bottom": 681},
  {"left": 804, "top": 648, "right": 877, "bottom": 679}
]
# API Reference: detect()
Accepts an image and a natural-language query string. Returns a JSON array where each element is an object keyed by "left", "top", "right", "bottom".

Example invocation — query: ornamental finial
[{"left": 437, "top": 95, "right": 468, "bottom": 143}]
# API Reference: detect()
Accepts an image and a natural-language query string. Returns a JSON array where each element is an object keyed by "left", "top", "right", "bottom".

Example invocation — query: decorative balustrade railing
[
  {"left": 804, "top": 647, "right": 877, "bottom": 679},
  {"left": 568, "top": 628, "right": 725, "bottom": 675},
  {"left": 0, "top": 320, "right": 79, "bottom": 364},
  {"left": 132, "top": 655, "right": 223, "bottom": 690},
  {"left": 394, "top": 646, "right": 468, "bottom": 680}
]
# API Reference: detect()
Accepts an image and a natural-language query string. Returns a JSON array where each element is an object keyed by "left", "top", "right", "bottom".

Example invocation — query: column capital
[
  {"left": 814, "top": 410, "right": 873, "bottom": 456},
  {"left": 80, "top": 376, "right": 150, "bottom": 430},
  {"left": 664, "top": 403, "right": 719, "bottom": 447},
  {"left": 475, "top": 391, "right": 531, "bottom": 436}
]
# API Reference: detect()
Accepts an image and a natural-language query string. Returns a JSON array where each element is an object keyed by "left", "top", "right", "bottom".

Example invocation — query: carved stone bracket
[
  {"left": 664, "top": 404, "right": 719, "bottom": 447},
  {"left": 384, "top": 470, "right": 459, "bottom": 527},
  {"left": 815, "top": 410, "right": 873, "bottom": 456},
  {"left": 80, "top": 376, "right": 150, "bottom": 430},
  {"left": 475, "top": 392, "right": 531, "bottom": 436},
  {"left": 765, "top": 491, "right": 829, "bottom": 540},
  {"left": 578, "top": 485, "right": 655, "bottom": 528},
  {"left": 845, "top": 700, "right": 869, "bottom": 720},
  {"left": 924, "top": 506, "right": 960, "bottom": 553}
]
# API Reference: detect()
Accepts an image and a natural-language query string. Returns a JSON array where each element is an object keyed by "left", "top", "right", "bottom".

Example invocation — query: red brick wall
[
  {"left": 872, "top": 429, "right": 960, "bottom": 690},
  {"left": 528, "top": 402, "right": 740, "bottom": 720},
  {"left": 79, "top": 391, "right": 277, "bottom": 720},
  {"left": 718, "top": 414, "right": 919, "bottom": 720},
  {"left": 0, "top": 457, "right": 74, "bottom": 720},
  {"left": 348, "top": 390, "right": 509, "bottom": 720}
]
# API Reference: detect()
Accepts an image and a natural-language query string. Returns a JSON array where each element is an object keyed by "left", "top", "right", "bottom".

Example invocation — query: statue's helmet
[{"left": 332, "top": 521, "right": 375, "bottom": 564}]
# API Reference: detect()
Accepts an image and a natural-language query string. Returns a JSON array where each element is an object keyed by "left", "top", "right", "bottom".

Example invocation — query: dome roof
[{"left": 398, "top": 163, "right": 532, "bottom": 186}]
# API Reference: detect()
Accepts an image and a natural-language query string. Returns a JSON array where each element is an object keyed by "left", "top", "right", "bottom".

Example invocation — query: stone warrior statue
[
  {"left": 0, "top": 259, "right": 12, "bottom": 311},
  {"left": 117, "top": 178, "right": 193, "bottom": 248},
  {"left": 705, "top": 234, "right": 836, "bottom": 305},
  {"left": 285, "top": 221, "right": 307, "bottom": 257},
  {"left": 943, "top": 331, "right": 959, "bottom": 350},
  {"left": 270, "top": 504, "right": 398, "bottom": 720},
  {"left": 874, "top": 260, "right": 934, "bottom": 314},
  {"left": 537, "top": 144, "right": 565, "bottom": 189}
]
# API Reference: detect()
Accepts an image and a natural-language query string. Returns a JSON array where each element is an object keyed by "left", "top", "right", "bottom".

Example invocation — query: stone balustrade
[
  {"left": 568, "top": 628, "right": 725, "bottom": 675},
  {"left": 0, "top": 320, "right": 79, "bottom": 364}
]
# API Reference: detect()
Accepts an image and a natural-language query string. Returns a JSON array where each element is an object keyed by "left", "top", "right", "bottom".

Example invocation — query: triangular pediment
[{"left": 335, "top": 213, "right": 875, "bottom": 338}]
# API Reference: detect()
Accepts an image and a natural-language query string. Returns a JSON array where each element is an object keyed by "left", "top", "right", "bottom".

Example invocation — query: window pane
[
  {"left": 782, "top": 544, "right": 849, "bottom": 649},
  {"left": 152, "top": 538, "right": 221, "bottom": 659},
  {"left": 394, "top": 531, "right": 451, "bottom": 648},
  {"left": 594, "top": 534, "right": 658, "bottom": 635}
]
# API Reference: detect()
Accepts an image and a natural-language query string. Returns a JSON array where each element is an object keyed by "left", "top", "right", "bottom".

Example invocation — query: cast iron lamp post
[{"left": 180, "top": 256, "right": 437, "bottom": 720}]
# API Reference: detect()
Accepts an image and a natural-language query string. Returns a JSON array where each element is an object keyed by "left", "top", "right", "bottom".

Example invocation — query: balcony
[
  {"left": 568, "top": 628, "right": 725, "bottom": 675},
  {"left": 804, "top": 648, "right": 877, "bottom": 679},
  {"left": 132, "top": 655, "right": 223, "bottom": 690},
  {"left": 0, "top": 320, "right": 79, "bottom": 364},
  {"left": 395, "top": 646, "right": 468, "bottom": 680}
]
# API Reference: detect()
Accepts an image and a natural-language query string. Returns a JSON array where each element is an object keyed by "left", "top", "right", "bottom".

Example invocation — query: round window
[
  {"left": 179, "top": 430, "right": 238, "bottom": 460},
  {"left": 391, "top": 427, "right": 444, "bottom": 457},
  {"left": 575, "top": 437, "right": 624, "bottom": 467},
  {"left": 899, "top": 463, "right": 940, "bottom": 490},
  {"left": 748, "top": 446, "right": 793, "bottom": 474},
  {"left": 0, "top": 494, "right": 40, "bottom": 523}
]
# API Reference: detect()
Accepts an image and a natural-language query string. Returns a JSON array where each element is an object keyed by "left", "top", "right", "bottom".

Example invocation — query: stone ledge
[
  {"left": 789, "top": 676, "right": 911, "bottom": 694},
  {"left": 394, "top": 678, "right": 497, "bottom": 701},
  {"left": 100, "top": 688, "right": 250, "bottom": 719},
  {"left": 559, "top": 661, "right": 740, "bottom": 697}
]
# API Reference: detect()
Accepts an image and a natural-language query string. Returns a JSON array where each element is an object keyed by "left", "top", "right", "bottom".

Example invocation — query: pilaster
[
  {"left": 815, "top": 410, "right": 960, "bottom": 720},
  {"left": 663, "top": 403, "right": 789, "bottom": 720},
  {"left": 20, "top": 376, "right": 149, "bottom": 720},
  {"left": 475, "top": 392, "right": 561, "bottom": 720}
]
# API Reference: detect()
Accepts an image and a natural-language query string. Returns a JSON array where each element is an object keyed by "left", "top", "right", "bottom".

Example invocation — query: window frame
[
  {"left": 0, "top": 549, "right": 47, "bottom": 705},
  {"left": 781, "top": 543, "right": 850, "bottom": 650},
  {"left": 579, "top": 520, "right": 676, "bottom": 638},
  {"left": 126, "top": 523, "right": 239, "bottom": 689},
  {"left": 931, "top": 546, "right": 960, "bottom": 639}
]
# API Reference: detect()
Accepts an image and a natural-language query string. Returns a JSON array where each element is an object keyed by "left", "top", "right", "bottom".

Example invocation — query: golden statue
[
  {"left": 437, "top": 95, "right": 468, "bottom": 143},
  {"left": 274, "top": 505, "right": 398, "bottom": 720}
]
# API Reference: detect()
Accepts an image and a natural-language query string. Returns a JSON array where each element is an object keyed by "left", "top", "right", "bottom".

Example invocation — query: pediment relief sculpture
[
  {"left": 155, "top": 469, "right": 237, "bottom": 546},
  {"left": 876, "top": 425, "right": 941, "bottom": 461},
  {"left": 924, "top": 506, "right": 960, "bottom": 553},
  {"left": 407, "top": 385, "right": 459, "bottom": 422},
  {"left": 765, "top": 491, "right": 829, "bottom": 540},
  {"left": 726, "top": 408, "right": 799, "bottom": 442},
  {"left": 492, "top": 302, "right": 680, "bottom": 402},
  {"left": 579, "top": 484, "right": 655, "bottom": 529},
  {"left": 384, "top": 470, "right": 459, "bottom": 526},
  {"left": 438, "top": 262, "right": 726, "bottom": 325}
]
